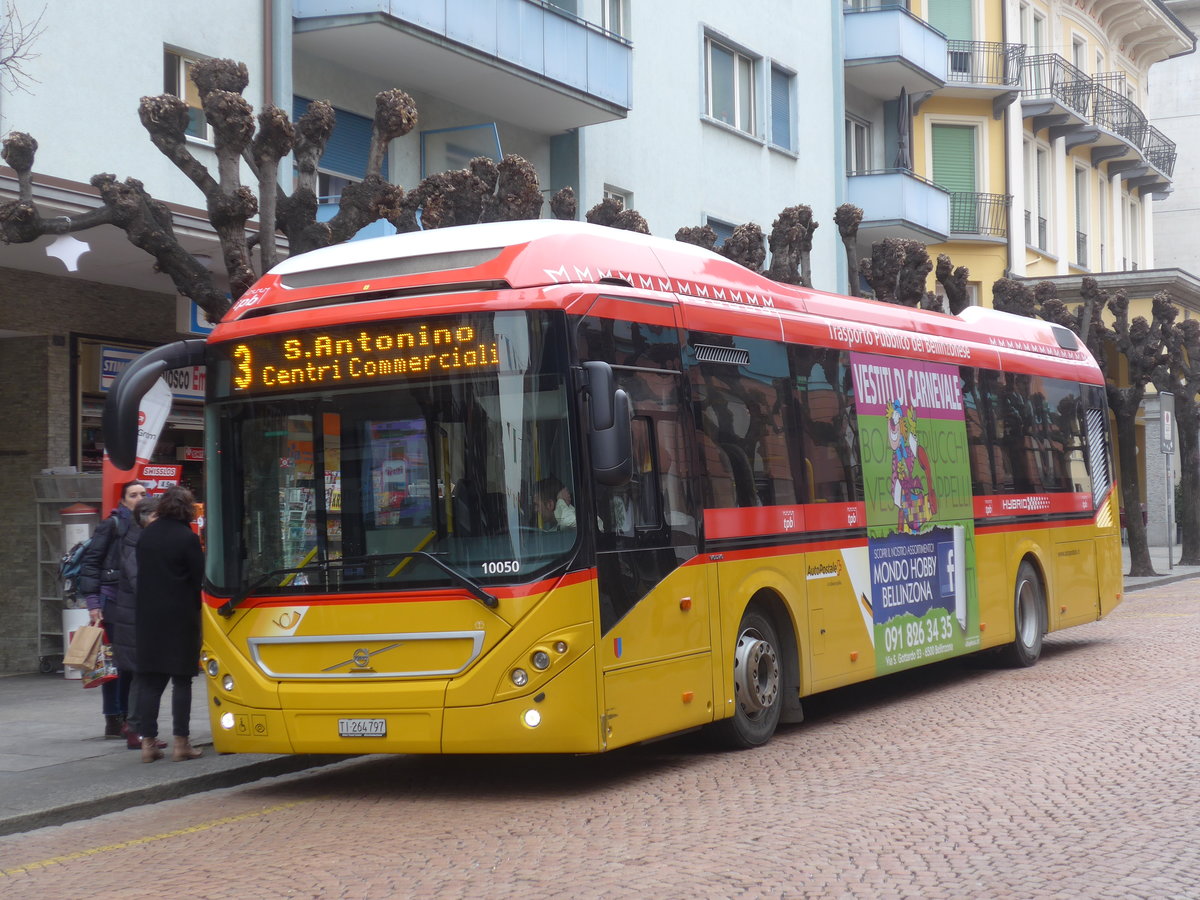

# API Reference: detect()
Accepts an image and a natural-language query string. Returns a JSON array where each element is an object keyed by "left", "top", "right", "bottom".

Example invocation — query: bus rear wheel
[
  {"left": 998, "top": 561, "right": 1045, "bottom": 668},
  {"left": 710, "top": 608, "right": 783, "bottom": 749}
]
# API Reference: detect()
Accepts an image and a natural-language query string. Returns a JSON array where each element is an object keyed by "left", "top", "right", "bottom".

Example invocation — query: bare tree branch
[{"left": 0, "top": 1, "right": 46, "bottom": 94}]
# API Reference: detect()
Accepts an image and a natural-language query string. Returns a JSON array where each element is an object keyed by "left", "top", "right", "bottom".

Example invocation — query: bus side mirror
[
  {"left": 583, "top": 361, "right": 632, "bottom": 486},
  {"left": 103, "top": 339, "right": 206, "bottom": 470}
]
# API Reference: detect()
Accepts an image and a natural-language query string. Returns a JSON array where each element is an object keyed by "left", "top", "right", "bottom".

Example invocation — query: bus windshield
[{"left": 204, "top": 310, "right": 577, "bottom": 598}]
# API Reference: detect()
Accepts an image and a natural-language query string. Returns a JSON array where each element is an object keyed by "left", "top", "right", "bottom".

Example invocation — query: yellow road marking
[{"left": 1, "top": 801, "right": 307, "bottom": 877}]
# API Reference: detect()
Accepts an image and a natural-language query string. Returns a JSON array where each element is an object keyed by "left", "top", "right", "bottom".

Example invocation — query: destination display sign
[{"left": 220, "top": 317, "right": 502, "bottom": 394}]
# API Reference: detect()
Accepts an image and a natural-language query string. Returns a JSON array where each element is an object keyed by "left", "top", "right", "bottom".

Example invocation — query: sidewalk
[
  {"left": 0, "top": 674, "right": 340, "bottom": 837},
  {"left": 1, "top": 545, "right": 1196, "bottom": 837}
]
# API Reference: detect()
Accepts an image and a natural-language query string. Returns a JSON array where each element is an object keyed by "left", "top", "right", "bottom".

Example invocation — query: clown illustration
[{"left": 887, "top": 400, "right": 937, "bottom": 533}]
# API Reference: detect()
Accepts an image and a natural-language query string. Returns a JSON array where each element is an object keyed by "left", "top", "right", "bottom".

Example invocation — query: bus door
[{"left": 580, "top": 306, "right": 712, "bottom": 749}]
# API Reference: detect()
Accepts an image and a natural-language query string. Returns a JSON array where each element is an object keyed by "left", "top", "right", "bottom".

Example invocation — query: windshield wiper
[{"left": 217, "top": 551, "right": 498, "bottom": 617}]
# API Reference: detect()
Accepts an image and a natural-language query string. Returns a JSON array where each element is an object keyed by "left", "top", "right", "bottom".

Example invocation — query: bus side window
[
  {"left": 792, "top": 348, "right": 861, "bottom": 503},
  {"left": 596, "top": 370, "right": 696, "bottom": 548}
]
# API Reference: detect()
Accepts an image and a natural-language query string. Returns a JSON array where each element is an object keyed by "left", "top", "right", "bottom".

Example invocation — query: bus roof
[{"left": 223, "top": 220, "right": 1095, "bottom": 375}]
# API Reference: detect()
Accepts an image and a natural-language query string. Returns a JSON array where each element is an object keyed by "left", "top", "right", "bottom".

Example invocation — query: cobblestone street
[{"left": 1, "top": 581, "right": 1197, "bottom": 900}]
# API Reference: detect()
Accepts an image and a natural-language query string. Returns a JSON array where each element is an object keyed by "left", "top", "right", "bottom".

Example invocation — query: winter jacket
[
  {"left": 135, "top": 517, "right": 204, "bottom": 677},
  {"left": 107, "top": 518, "right": 144, "bottom": 672},
  {"left": 76, "top": 506, "right": 132, "bottom": 606}
]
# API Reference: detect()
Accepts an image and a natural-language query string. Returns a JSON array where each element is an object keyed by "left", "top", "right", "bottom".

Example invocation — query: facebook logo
[{"left": 937, "top": 542, "right": 956, "bottom": 600}]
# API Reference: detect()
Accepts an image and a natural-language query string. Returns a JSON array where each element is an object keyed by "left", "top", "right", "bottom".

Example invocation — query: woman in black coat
[
  {"left": 109, "top": 497, "right": 164, "bottom": 750},
  {"left": 133, "top": 485, "right": 205, "bottom": 763}
]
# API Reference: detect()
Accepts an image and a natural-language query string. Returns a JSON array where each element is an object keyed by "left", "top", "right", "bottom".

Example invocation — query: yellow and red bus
[{"left": 106, "top": 220, "right": 1121, "bottom": 754}]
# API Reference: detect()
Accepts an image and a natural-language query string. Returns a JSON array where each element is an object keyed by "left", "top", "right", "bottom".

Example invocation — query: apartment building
[
  {"left": 843, "top": 0, "right": 1193, "bottom": 300},
  {"left": 0, "top": 1, "right": 843, "bottom": 673}
]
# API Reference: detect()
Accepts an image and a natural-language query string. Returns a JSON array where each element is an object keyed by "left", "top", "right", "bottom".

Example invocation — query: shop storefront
[{"left": 75, "top": 336, "right": 206, "bottom": 501}]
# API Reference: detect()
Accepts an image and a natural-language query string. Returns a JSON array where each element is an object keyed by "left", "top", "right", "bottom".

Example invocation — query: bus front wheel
[
  {"left": 998, "top": 561, "right": 1045, "bottom": 668},
  {"left": 710, "top": 608, "right": 783, "bottom": 749}
]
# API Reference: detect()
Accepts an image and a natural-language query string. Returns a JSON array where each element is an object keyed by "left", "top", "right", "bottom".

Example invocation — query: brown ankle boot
[
  {"left": 172, "top": 736, "right": 202, "bottom": 761},
  {"left": 141, "top": 736, "right": 164, "bottom": 763}
]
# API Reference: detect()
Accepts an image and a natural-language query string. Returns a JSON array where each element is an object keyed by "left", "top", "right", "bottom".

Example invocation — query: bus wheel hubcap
[{"left": 734, "top": 628, "right": 779, "bottom": 716}]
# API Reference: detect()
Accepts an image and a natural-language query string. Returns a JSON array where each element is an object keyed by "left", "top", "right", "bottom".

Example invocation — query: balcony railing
[
  {"left": 1022, "top": 54, "right": 1092, "bottom": 118},
  {"left": 1076, "top": 232, "right": 1088, "bottom": 268},
  {"left": 1024, "top": 210, "right": 1048, "bottom": 251},
  {"left": 1092, "top": 79, "right": 1148, "bottom": 150},
  {"left": 946, "top": 40, "right": 1024, "bottom": 86},
  {"left": 1144, "top": 125, "right": 1178, "bottom": 176},
  {"left": 848, "top": 168, "right": 951, "bottom": 242},
  {"left": 949, "top": 192, "right": 1010, "bottom": 237}
]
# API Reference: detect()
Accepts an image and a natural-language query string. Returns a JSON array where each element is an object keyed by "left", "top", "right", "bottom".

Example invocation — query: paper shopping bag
[{"left": 64, "top": 623, "right": 103, "bottom": 669}]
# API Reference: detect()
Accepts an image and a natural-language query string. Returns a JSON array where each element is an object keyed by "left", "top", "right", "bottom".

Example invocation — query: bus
[{"left": 105, "top": 220, "right": 1121, "bottom": 754}]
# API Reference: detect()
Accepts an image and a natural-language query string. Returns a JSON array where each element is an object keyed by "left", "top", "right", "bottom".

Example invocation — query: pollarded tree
[
  {"left": 2, "top": 58, "right": 549, "bottom": 321},
  {"left": 585, "top": 196, "right": 650, "bottom": 233},
  {"left": 935, "top": 254, "right": 970, "bottom": 315},
  {"left": 833, "top": 203, "right": 863, "bottom": 297},
  {"left": 1154, "top": 306, "right": 1200, "bottom": 564},
  {"left": 766, "top": 205, "right": 818, "bottom": 287},
  {"left": 858, "top": 237, "right": 932, "bottom": 306},
  {"left": 719, "top": 223, "right": 766, "bottom": 273},
  {"left": 995, "top": 275, "right": 1174, "bottom": 576},
  {"left": 675, "top": 225, "right": 718, "bottom": 251}
]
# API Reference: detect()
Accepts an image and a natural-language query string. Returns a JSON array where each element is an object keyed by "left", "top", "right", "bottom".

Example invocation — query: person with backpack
[{"left": 76, "top": 480, "right": 148, "bottom": 740}]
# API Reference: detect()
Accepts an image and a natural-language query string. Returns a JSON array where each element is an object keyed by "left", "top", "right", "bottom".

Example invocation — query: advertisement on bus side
[{"left": 851, "top": 352, "right": 980, "bottom": 673}]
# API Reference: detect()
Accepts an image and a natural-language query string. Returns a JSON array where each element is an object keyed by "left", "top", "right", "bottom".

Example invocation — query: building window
[
  {"left": 164, "top": 49, "right": 208, "bottom": 140},
  {"left": 770, "top": 65, "right": 794, "bottom": 151},
  {"left": 294, "top": 98, "right": 389, "bottom": 203},
  {"left": 603, "top": 185, "right": 633, "bottom": 209},
  {"left": 1071, "top": 35, "right": 1087, "bottom": 73},
  {"left": 1099, "top": 175, "right": 1108, "bottom": 270},
  {"left": 603, "top": 0, "right": 629, "bottom": 38},
  {"left": 846, "top": 116, "right": 870, "bottom": 175},
  {"left": 706, "top": 216, "right": 736, "bottom": 248},
  {"left": 1024, "top": 141, "right": 1051, "bottom": 251},
  {"left": 1074, "top": 167, "right": 1089, "bottom": 268},
  {"left": 1125, "top": 196, "right": 1139, "bottom": 270},
  {"left": 705, "top": 35, "right": 756, "bottom": 134}
]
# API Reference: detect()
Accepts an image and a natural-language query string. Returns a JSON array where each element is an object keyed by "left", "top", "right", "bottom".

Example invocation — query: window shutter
[
  {"left": 927, "top": 0, "right": 973, "bottom": 41},
  {"left": 771, "top": 68, "right": 791, "bottom": 150},
  {"left": 293, "top": 96, "right": 387, "bottom": 179},
  {"left": 931, "top": 124, "right": 976, "bottom": 193}
]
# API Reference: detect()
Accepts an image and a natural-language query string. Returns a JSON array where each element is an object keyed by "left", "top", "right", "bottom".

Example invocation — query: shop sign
[
  {"left": 177, "top": 296, "right": 215, "bottom": 336},
  {"left": 136, "top": 463, "right": 182, "bottom": 494},
  {"left": 179, "top": 446, "right": 205, "bottom": 462},
  {"left": 100, "top": 345, "right": 206, "bottom": 401},
  {"left": 161, "top": 365, "right": 207, "bottom": 400},
  {"left": 99, "top": 346, "right": 143, "bottom": 391}
]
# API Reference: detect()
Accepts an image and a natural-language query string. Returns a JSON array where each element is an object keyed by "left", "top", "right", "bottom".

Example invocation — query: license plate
[{"left": 338, "top": 718, "right": 386, "bottom": 738}]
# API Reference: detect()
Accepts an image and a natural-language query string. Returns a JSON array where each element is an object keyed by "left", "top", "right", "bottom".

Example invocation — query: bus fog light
[
  {"left": 206, "top": 659, "right": 220, "bottom": 677},
  {"left": 222, "top": 674, "right": 235, "bottom": 691},
  {"left": 554, "top": 641, "right": 568, "bottom": 654},
  {"left": 511, "top": 668, "right": 529, "bottom": 687},
  {"left": 531, "top": 650, "right": 550, "bottom": 670},
  {"left": 523, "top": 709, "right": 541, "bottom": 728},
  {"left": 220, "top": 712, "right": 235, "bottom": 730}
]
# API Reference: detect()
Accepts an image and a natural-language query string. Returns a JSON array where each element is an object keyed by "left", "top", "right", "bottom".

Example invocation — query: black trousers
[{"left": 134, "top": 672, "right": 194, "bottom": 739}]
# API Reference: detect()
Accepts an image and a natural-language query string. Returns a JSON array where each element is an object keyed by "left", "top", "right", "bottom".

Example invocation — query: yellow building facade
[{"left": 844, "top": 0, "right": 1193, "bottom": 303}]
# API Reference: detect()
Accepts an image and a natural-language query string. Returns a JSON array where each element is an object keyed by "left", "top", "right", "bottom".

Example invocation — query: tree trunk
[
  {"left": 1175, "top": 392, "right": 1200, "bottom": 564},
  {"left": 1115, "top": 405, "right": 1157, "bottom": 576},
  {"left": 841, "top": 237, "right": 860, "bottom": 297}
]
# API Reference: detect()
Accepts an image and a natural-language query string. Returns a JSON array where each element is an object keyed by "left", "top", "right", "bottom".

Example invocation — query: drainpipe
[
  {"left": 1003, "top": 0, "right": 1025, "bottom": 278},
  {"left": 271, "top": 0, "right": 293, "bottom": 112}
]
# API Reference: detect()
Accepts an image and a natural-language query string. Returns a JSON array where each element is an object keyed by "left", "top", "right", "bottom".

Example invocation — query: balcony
[
  {"left": 292, "top": 0, "right": 632, "bottom": 135},
  {"left": 843, "top": 3, "right": 946, "bottom": 101},
  {"left": 941, "top": 41, "right": 1024, "bottom": 113},
  {"left": 1021, "top": 54, "right": 1092, "bottom": 131},
  {"left": 949, "top": 192, "right": 1010, "bottom": 240},
  {"left": 1144, "top": 125, "right": 1177, "bottom": 178},
  {"left": 847, "top": 169, "right": 950, "bottom": 252}
]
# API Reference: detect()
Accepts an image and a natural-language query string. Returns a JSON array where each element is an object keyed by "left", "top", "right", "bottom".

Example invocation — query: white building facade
[{"left": 0, "top": 1, "right": 845, "bottom": 673}]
